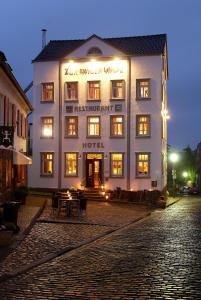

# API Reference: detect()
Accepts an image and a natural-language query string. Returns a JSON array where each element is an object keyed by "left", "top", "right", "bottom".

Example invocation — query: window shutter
[
  {"left": 25, "top": 117, "right": 28, "bottom": 138},
  {"left": 20, "top": 114, "right": 23, "bottom": 137},
  {"left": 12, "top": 104, "right": 16, "bottom": 128},
  {"left": 0, "top": 94, "right": 4, "bottom": 125},
  {"left": 5, "top": 97, "right": 10, "bottom": 126},
  {"left": 17, "top": 110, "right": 20, "bottom": 136}
]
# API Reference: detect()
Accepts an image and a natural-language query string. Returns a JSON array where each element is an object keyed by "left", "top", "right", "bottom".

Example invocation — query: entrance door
[{"left": 86, "top": 154, "right": 103, "bottom": 188}]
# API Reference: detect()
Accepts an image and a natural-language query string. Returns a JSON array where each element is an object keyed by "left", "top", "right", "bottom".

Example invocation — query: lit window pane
[
  {"left": 137, "top": 80, "right": 150, "bottom": 99},
  {"left": 41, "top": 153, "right": 53, "bottom": 176},
  {"left": 112, "top": 81, "right": 124, "bottom": 99},
  {"left": 88, "top": 117, "right": 100, "bottom": 136},
  {"left": 111, "top": 116, "right": 123, "bottom": 136},
  {"left": 137, "top": 116, "right": 150, "bottom": 136},
  {"left": 137, "top": 153, "right": 150, "bottom": 177},
  {"left": 111, "top": 153, "right": 123, "bottom": 176},
  {"left": 65, "top": 82, "right": 78, "bottom": 100},
  {"left": 66, "top": 117, "right": 78, "bottom": 137},
  {"left": 42, "top": 83, "right": 54, "bottom": 101},
  {"left": 65, "top": 153, "right": 77, "bottom": 176},
  {"left": 42, "top": 118, "right": 53, "bottom": 137},
  {"left": 88, "top": 82, "right": 100, "bottom": 100}
]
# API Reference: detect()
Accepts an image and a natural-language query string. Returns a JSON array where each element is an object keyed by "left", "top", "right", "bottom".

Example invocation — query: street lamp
[
  {"left": 169, "top": 153, "right": 179, "bottom": 197},
  {"left": 182, "top": 171, "right": 188, "bottom": 178}
]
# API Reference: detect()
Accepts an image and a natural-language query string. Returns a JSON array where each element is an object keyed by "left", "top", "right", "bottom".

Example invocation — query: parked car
[
  {"left": 180, "top": 186, "right": 191, "bottom": 195},
  {"left": 188, "top": 187, "right": 199, "bottom": 195}
]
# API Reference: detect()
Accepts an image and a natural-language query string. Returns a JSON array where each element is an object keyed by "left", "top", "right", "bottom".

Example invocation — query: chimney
[{"left": 41, "top": 29, "right": 47, "bottom": 49}]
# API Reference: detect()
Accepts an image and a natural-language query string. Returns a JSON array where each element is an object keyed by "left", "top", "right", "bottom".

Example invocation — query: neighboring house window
[
  {"left": 65, "top": 153, "right": 78, "bottom": 176},
  {"left": 41, "top": 117, "right": 53, "bottom": 138},
  {"left": 110, "top": 116, "right": 124, "bottom": 137},
  {"left": 65, "top": 117, "right": 78, "bottom": 137},
  {"left": 42, "top": 83, "right": 54, "bottom": 102},
  {"left": 111, "top": 80, "right": 125, "bottom": 99},
  {"left": 0, "top": 94, "right": 4, "bottom": 125},
  {"left": 87, "top": 47, "right": 102, "bottom": 56},
  {"left": 136, "top": 153, "right": 150, "bottom": 177},
  {"left": 6, "top": 160, "right": 12, "bottom": 188},
  {"left": 136, "top": 79, "right": 150, "bottom": 99},
  {"left": 136, "top": 115, "right": 150, "bottom": 137},
  {"left": 41, "top": 153, "right": 54, "bottom": 176},
  {"left": 110, "top": 153, "right": 124, "bottom": 177},
  {"left": 64, "top": 82, "right": 78, "bottom": 101},
  {"left": 87, "top": 116, "right": 100, "bottom": 137},
  {"left": 88, "top": 81, "right": 100, "bottom": 100}
]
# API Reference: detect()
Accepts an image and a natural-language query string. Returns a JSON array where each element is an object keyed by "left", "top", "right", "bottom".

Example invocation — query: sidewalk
[
  {"left": 0, "top": 196, "right": 46, "bottom": 261},
  {"left": 166, "top": 196, "right": 181, "bottom": 207}
]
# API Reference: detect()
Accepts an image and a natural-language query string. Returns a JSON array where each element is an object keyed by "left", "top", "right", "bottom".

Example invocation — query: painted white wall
[
  {"left": 130, "top": 55, "right": 166, "bottom": 191},
  {"left": 29, "top": 40, "right": 167, "bottom": 191},
  {"left": 28, "top": 61, "right": 59, "bottom": 188}
]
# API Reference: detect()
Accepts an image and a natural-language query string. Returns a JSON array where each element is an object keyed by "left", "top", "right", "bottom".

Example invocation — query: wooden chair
[{"left": 70, "top": 200, "right": 80, "bottom": 217}]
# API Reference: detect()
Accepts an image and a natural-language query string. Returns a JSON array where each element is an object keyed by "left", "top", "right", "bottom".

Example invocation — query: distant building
[
  {"left": 0, "top": 51, "right": 33, "bottom": 201},
  {"left": 29, "top": 34, "right": 168, "bottom": 191}
]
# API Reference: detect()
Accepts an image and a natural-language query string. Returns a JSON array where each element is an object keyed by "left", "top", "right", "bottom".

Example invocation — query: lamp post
[{"left": 169, "top": 153, "right": 179, "bottom": 197}]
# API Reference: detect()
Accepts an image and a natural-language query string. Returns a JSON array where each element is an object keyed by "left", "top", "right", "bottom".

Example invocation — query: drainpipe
[
  {"left": 127, "top": 57, "right": 131, "bottom": 190},
  {"left": 58, "top": 60, "right": 62, "bottom": 189},
  {"left": 25, "top": 111, "right": 32, "bottom": 155}
]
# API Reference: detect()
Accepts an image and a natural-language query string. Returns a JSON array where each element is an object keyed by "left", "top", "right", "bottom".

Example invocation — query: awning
[{"left": 13, "top": 151, "right": 32, "bottom": 165}]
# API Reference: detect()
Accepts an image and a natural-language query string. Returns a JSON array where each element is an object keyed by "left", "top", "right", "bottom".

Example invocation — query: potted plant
[{"left": 14, "top": 186, "right": 29, "bottom": 204}]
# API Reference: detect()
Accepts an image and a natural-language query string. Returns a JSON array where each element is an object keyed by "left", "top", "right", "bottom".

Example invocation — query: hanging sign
[{"left": 0, "top": 126, "right": 14, "bottom": 148}]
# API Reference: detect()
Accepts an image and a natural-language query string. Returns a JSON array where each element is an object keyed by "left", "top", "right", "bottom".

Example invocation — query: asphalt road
[{"left": 1, "top": 197, "right": 201, "bottom": 299}]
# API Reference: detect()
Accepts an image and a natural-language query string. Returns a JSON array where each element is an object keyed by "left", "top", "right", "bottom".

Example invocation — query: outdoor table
[{"left": 58, "top": 198, "right": 80, "bottom": 217}]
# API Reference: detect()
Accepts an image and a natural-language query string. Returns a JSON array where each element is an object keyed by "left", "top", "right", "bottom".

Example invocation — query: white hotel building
[{"left": 29, "top": 34, "right": 168, "bottom": 191}]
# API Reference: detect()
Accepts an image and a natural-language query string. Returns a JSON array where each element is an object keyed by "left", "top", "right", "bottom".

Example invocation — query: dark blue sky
[{"left": 1, "top": 0, "right": 200, "bottom": 150}]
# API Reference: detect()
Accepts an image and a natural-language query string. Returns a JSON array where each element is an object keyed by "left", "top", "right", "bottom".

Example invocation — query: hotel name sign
[
  {"left": 65, "top": 66, "right": 124, "bottom": 76},
  {"left": 66, "top": 104, "right": 122, "bottom": 113}
]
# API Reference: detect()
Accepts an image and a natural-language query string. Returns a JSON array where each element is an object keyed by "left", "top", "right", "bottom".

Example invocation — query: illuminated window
[
  {"left": 41, "top": 153, "right": 54, "bottom": 176},
  {"left": 41, "top": 117, "right": 53, "bottom": 138},
  {"left": 111, "top": 116, "right": 124, "bottom": 137},
  {"left": 136, "top": 79, "right": 150, "bottom": 99},
  {"left": 111, "top": 80, "right": 125, "bottom": 99},
  {"left": 65, "top": 117, "right": 78, "bottom": 137},
  {"left": 88, "top": 81, "right": 100, "bottom": 100},
  {"left": 110, "top": 153, "right": 124, "bottom": 177},
  {"left": 42, "top": 83, "right": 54, "bottom": 102},
  {"left": 65, "top": 153, "right": 78, "bottom": 176},
  {"left": 136, "top": 115, "right": 150, "bottom": 137},
  {"left": 87, "top": 47, "right": 102, "bottom": 56},
  {"left": 87, "top": 116, "right": 100, "bottom": 137},
  {"left": 136, "top": 153, "right": 150, "bottom": 177},
  {"left": 64, "top": 82, "right": 78, "bottom": 101}
]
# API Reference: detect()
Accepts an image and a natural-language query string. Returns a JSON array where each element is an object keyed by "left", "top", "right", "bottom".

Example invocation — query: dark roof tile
[{"left": 33, "top": 34, "right": 167, "bottom": 62}]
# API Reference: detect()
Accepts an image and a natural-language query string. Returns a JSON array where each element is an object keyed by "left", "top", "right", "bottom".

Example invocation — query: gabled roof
[
  {"left": 0, "top": 50, "right": 33, "bottom": 111},
  {"left": 33, "top": 33, "right": 167, "bottom": 62}
]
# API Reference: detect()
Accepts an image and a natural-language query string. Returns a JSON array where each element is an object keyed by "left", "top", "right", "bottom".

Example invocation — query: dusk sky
[{"left": 1, "top": 0, "right": 200, "bottom": 150}]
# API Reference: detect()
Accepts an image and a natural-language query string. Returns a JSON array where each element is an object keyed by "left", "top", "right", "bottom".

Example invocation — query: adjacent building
[
  {"left": 29, "top": 34, "right": 168, "bottom": 191},
  {"left": 0, "top": 51, "right": 33, "bottom": 201}
]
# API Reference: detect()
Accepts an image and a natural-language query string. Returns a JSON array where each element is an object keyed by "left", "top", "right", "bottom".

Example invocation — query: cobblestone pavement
[
  {"left": 0, "top": 200, "right": 149, "bottom": 278},
  {"left": 40, "top": 199, "right": 150, "bottom": 227},
  {"left": 1, "top": 197, "right": 201, "bottom": 299}
]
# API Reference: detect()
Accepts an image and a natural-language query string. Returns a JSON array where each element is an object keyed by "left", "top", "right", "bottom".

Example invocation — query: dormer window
[{"left": 87, "top": 47, "right": 102, "bottom": 56}]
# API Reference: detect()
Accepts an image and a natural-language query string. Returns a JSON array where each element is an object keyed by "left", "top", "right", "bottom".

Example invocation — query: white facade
[{"left": 29, "top": 35, "right": 168, "bottom": 191}]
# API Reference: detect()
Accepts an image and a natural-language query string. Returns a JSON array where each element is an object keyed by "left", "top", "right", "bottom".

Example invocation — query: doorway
[{"left": 86, "top": 153, "right": 103, "bottom": 188}]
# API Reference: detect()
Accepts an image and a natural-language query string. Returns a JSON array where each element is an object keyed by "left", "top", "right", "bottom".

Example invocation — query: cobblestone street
[{"left": 1, "top": 197, "right": 201, "bottom": 299}]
